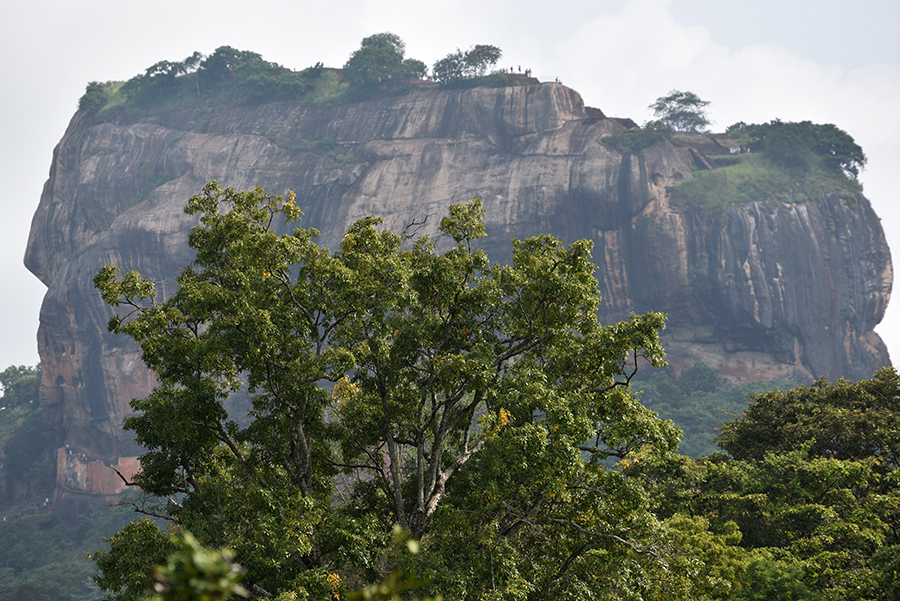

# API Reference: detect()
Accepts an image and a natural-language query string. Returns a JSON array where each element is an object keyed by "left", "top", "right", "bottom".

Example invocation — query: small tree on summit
[
  {"left": 648, "top": 90, "right": 711, "bottom": 133},
  {"left": 462, "top": 44, "right": 502, "bottom": 77},
  {"left": 432, "top": 44, "right": 503, "bottom": 84},
  {"left": 342, "top": 33, "right": 427, "bottom": 94}
]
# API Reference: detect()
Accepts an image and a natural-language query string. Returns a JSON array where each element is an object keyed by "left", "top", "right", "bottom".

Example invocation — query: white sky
[{"left": 1, "top": 0, "right": 898, "bottom": 373}]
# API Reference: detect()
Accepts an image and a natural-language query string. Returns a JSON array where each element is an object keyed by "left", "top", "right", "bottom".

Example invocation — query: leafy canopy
[
  {"left": 92, "top": 181, "right": 681, "bottom": 600},
  {"left": 728, "top": 120, "right": 867, "bottom": 179},
  {"left": 633, "top": 362, "right": 790, "bottom": 457},
  {"left": 342, "top": 33, "right": 427, "bottom": 95},
  {"left": 629, "top": 368, "right": 900, "bottom": 601},
  {"left": 0, "top": 365, "right": 53, "bottom": 487},
  {"left": 432, "top": 44, "right": 503, "bottom": 85},
  {"left": 716, "top": 366, "right": 900, "bottom": 465},
  {"left": 647, "top": 89, "right": 711, "bottom": 133}
]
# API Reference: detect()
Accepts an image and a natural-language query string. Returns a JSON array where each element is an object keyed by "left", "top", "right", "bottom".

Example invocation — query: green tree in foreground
[
  {"left": 630, "top": 368, "right": 900, "bottom": 600},
  {"left": 727, "top": 120, "right": 866, "bottom": 179},
  {"left": 93, "top": 181, "right": 683, "bottom": 599},
  {"left": 633, "top": 362, "right": 791, "bottom": 457},
  {"left": 148, "top": 532, "right": 248, "bottom": 601},
  {"left": 0, "top": 365, "right": 54, "bottom": 493},
  {"left": 647, "top": 89, "right": 711, "bottom": 133}
]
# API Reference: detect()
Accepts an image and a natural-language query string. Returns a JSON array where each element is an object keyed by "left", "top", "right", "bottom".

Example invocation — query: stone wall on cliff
[{"left": 25, "top": 82, "right": 892, "bottom": 509}]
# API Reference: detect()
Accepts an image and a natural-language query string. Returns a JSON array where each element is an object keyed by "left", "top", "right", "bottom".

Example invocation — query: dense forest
[
  {"left": 0, "top": 366, "right": 136, "bottom": 601},
  {"left": 77, "top": 34, "right": 509, "bottom": 124}
]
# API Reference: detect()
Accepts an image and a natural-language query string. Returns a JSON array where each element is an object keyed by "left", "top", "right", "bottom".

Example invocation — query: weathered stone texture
[{"left": 25, "top": 83, "right": 892, "bottom": 509}]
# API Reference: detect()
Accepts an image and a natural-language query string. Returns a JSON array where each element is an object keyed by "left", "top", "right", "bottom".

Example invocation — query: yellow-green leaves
[
  {"left": 439, "top": 197, "right": 486, "bottom": 245},
  {"left": 93, "top": 182, "right": 677, "bottom": 601}
]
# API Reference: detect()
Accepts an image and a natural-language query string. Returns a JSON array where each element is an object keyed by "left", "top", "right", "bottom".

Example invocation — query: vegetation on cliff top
[
  {"left": 79, "top": 46, "right": 348, "bottom": 122},
  {"left": 431, "top": 44, "right": 506, "bottom": 87},
  {"left": 341, "top": 32, "right": 428, "bottom": 99},
  {"left": 79, "top": 34, "right": 515, "bottom": 123},
  {"left": 82, "top": 49, "right": 866, "bottom": 215},
  {"left": 669, "top": 120, "right": 865, "bottom": 212},
  {"left": 602, "top": 90, "right": 867, "bottom": 212},
  {"left": 602, "top": 121, "right": 864, "bottom": 212}
]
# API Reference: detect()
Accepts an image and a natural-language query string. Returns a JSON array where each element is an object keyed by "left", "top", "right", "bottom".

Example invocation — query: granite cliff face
[{"left": 25, "top": 83, "right": 892, "bottom": 510}]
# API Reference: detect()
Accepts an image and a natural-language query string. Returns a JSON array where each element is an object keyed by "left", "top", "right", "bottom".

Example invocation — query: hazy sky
[{"left": 2, "top": 0, "right": 898, "bottom": 373}]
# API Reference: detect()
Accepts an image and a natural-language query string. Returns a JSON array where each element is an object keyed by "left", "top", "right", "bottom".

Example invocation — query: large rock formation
[{"left": 25, "top": 82, "right": 892, "bottom": 512}]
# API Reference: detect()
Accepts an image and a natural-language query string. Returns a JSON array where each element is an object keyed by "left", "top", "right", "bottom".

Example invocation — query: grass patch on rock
[{"left": 669, "top": 153, "right": 861, "bottom": 213}]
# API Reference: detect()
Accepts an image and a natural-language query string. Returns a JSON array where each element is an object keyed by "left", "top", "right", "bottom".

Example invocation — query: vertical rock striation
[{"left": 25, "top": 82, "right": 892, "bottom": 513}]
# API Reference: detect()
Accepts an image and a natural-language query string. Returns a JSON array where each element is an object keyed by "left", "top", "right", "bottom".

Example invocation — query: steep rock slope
[{"left": 25, "top": 83, "right": 892, "bottom": 510}]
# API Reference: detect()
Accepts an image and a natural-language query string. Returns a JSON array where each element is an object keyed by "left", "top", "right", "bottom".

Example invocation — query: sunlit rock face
[{"left": 25, "top": 82, "right": 892, "bottom": 511}]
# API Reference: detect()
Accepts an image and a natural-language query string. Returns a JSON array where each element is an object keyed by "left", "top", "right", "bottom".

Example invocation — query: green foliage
[
  {"left": 92, "top": 181, "right": 679, "bottom": 599},
  {"left": 93, "top": 519, "right": 177, "bottom": 601},
  {"left": 84, "top": 47, "right": 346, "bottom": 122},
  {"left": 649, "top": 514, "right": 748, "bottom": 600},
  {"left": 0, "top": 506, "right": 136, "bottom": 601},
  {"left": 716, "top": 366, "right": 900, "bottom": 465},
  {"left": 2, "top": 403, "right": 55, "bottom": 485},
  {"left": 79, "top": 81, "right": 111, "bottom": 114},
  {"left": 85, "top": 184, "right": 900, "bottom": 600},
  {"left": 634, "top": 363, "right": 790, "bottom": 457},
  {"left": 297, "top": 68, "right": 346, "bottom": 106},
  {"left": 121, "top": 52, "right": 203, "bottom": 107},
  {"left": 0, "top": 365, "right": 54, "bottom": 489},
  {"left": 149, "top": 532, "right": 248, "bottom": 601},
  {"left": 344, "top": 526, "right": 442, "bottom": 601},
  {"left": 194, "top": 46, "right": 263, "bottom": 96},
  {"left": 668, "top": 151, "right": 861, "bottom": 213},
  {"left": 462, "top": 45, "right": 503, "bottom": 77},
  {"left": 86, "top": 81, "right": 129, "bottom": 120},
  {"left": 432, "top": 44, "right": 503, "bottom": 85},
  {"left": 342, "top": 33, "right": 427, "bottom": 96},
  {"left": 81, "top": 38, "right": 506, "bottom": 121},
  {"left": 631, "top": 449, "right": 896, "bottom": 599},
  {"left": 630, "top": 368, "right": 900, "bottom": 601},
  {"left": 431, "top": 50, "right": 465, "bottom": 85},
  {"left": 728, "top": 120, "right": 866, "bottom": 179},
  {"left": 870, "top": 545, "right": 900, "bottom": 599},
  {"left": 735, "top": 554, "right": 824, "bottom": 601},
  {"left": 0, "top": 365, "right": 40, "bottom": 408},
  {"left": 648, "top": 90, "right": 711, "bottom": 133},
  {"left": 601, "top": 128, "right": 670, "bottom": 154},
  {"left": 605, "top": 118, "right": 866, "bottom": 214}
]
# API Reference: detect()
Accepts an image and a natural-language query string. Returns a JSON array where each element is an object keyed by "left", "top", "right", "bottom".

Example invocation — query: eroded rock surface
[{"left": 25, "top": 83, "right": 892, "bottom": 511}]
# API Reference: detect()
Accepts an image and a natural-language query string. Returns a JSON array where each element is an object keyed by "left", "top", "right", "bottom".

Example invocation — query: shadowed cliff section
[{"left": 25, "top": 82, "right": 891, "bottom": 515}]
